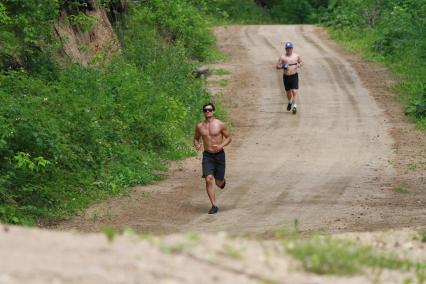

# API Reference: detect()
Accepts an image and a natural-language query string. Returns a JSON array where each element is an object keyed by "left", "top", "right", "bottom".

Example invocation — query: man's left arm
[
  {"left": 297, "top": 55, "right": 303, "bottom": 68},
  {"left": 220, "top": 124, "right": 232, "bottom": 150}
]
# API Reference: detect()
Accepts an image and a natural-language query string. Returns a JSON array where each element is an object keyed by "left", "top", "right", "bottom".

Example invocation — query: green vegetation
[
  {"left": 420, "top": 230, "right": 426, "bottom": 243},
  {"left": 0, "top": 0, "right": 216, "bottom": 225},
  {"left": 101, "top": 225, "right": 117, "bottom": 242},
  {"left": 211, "top": 79, "right": 229, "bottom": 87},
  {"left": 407, "top": 160, "right": 426, "bottom": 171},
  {"left": 320, "top": 0, "right": 426, "bottom": 129},
  {"left": 222, "top": 244, "right": 243, "bottom": 259},
  {"left": 394, "top": 186, "right": 408, "bottom": 194},
  {"left": 284, "top": 234, "right": 426, "bottom": 276},
  {"left": 211, "top": 68, "right": 231, "bottom": 76},
  {"left": 68, "top": 12, "right": 97, "bottom": 32},
  {"left": 191, "top": 0, "right": 271, "bottom": 24},
  {"left": 262, "top": 0, "right": 328, "bottom": 24},
  {"left": 191, "top": 0, "right": 329, "bottom": 24}
]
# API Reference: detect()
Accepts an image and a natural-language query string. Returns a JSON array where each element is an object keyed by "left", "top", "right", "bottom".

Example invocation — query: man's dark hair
[{"left": 202, "top": 102, "right": 215, "bottom": 111}]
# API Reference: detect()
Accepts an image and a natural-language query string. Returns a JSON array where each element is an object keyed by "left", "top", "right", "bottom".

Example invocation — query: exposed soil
[
  {"left": 54, "top": 8, "right": 120, "bottom": 66},
  {"left": 1, "top": 224, "right": 424, "bottom": 284}
]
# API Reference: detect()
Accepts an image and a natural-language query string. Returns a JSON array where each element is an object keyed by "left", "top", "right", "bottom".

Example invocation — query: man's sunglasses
[{"left": 203, "top": 108, "right": 213, "bottom": 113}]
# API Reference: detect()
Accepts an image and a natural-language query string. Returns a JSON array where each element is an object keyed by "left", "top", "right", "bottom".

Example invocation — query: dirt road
[{"left": 61, "top": 25, "right": 425, "bottom": 235}]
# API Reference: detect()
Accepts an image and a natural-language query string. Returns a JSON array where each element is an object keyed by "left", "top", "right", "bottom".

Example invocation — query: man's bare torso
[
  {"left": 197, "top": 119, "right": 224, "bottom": 153},
  {"left": 279, "top": 52, "right": 300, "bottom": 75}
]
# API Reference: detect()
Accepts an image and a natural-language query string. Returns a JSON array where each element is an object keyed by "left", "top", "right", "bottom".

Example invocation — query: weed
[
  {"left": 101, "top": 225, "right": 117, "bottom": 242},
  {"left": 407, "top": 161, "right": 426, "bottom": 171},
  {"left": 160, "top": 241, "right": 187, "bottom": 254},
  {"left": 212, "top": 68, "right": 230, "bottom": 76},
  {"left": 293, "top": 218, "right": 299, "bottom": 233},
  {"left": 185, "top": 230, "right": 199, "bottom": 241},
  {"left": 223, "top": 244, "right": 243, "bottom": 259},
  {"left": 394, "top": 186, "right": 408, "bottom": 194},
  {"left": 123, "top": 226, "right": 137, "bottom": 238},
  {"left": 217, "top": 79, "right": 229, "bottom": 87},
  {"left": 284, "top": 235, "right": 422, "bottom": 275},
  {"left": 140, "top": 232, "right": 155, "bottom": 244},
  {"left": 258, "top": 278, "right": 278, "bottom": 284},
  {"left": 416, "top": 264, "right": 426, "bottom": 284},
  {"left": 420, "top": 231, "right": 426, "bottom": 243},
  {"left": 140, "top": 192, "right": 151, "bottom": 199}
]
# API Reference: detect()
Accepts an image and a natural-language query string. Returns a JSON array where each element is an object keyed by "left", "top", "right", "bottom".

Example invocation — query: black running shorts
[
  {"left": 283, "top": 73, "right": 299, "bottom": 91},
  {"left": 202, "top": 150, "right": 226, "bottom": 180}
]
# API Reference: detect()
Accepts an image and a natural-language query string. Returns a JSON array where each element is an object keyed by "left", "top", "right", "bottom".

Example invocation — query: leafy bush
[
  {"left": 132, "top": 0, "right": 218, "bottom": 61},
  {"left": 266, "top": 0, "right": 314, "bottom": 24},
  {"left": 0, "top": 1, "right": 213, "bottom": 224},
  {"left": 0, "top": 0, "right": 60, "bottom": 75},
  {"left": 191, "top": 0, "right": 271, "bottom": 24},
  {"left": 68, "top": 12, "right": 97, "bottom": 32},
  {"left": 320, "top": 0, "right": 426, "bottom": 128}
]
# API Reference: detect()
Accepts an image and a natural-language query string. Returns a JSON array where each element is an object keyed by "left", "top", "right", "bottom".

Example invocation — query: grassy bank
[{"left": 320, "top": 0, "right": 426, "bottom": 129}]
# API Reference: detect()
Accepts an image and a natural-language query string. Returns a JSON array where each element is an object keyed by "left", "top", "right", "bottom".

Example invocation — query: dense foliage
[
  {"left": 263, "top": 0, "right": 328, "bottom": 23},
  {"left": 320, "top": 0, "right": 426, "bottom": 128},
  {"left": 190, "top": 0, "right": 328, "bottom": 24},
  {"left": 0, "top": 0, "right": 59, "bottom": 75},
  {"left": 0, "top": 0, "right": 213, "bottom": 225},
  {"left": 190, "top": 0, "right": 271, "bottom": 24}
]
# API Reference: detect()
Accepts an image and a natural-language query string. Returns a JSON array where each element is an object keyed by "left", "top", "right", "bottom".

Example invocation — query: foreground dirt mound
[{"left": 1, "top": 225, "right": 424, "bottom": 284}]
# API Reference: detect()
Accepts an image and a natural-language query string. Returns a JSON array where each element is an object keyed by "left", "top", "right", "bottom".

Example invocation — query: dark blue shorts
[
  {"left": 202, "top": 150, "right": 226, "bottom": 180},
  {"left": 283, "top": 73, "right": 299, "bottom": 91}
]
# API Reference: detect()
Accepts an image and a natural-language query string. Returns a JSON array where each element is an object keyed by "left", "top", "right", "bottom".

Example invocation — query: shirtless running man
[
  {"left": 194, "top": 103, "right": 232, "bottom": 214},
  {"left": 276, "top": 41, "right": 303, "bottom": 114}
]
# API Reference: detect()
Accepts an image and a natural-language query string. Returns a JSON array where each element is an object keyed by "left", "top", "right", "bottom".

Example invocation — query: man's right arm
[
  {"left": 276, "top": 56, "right": 283, "bottom": 70},
  {"left": 193, "top": 124, "right": 201, "bottom": 151}
]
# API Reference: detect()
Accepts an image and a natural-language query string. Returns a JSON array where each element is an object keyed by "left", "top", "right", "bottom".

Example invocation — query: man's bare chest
[
  {"left": 199, "top": 124, "right": 221, "bottom": 137},
  {"left": 282, "top": 54, "right": 298, "bottom": 64}
]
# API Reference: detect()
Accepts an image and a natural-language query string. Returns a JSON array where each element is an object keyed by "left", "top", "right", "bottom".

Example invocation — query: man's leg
[
  {"left": 286, "top": 90, "right": 292, "bottom": 101},
  {"left": 291, "top": 89, "right": 299, "bottom": 113},
  {"left": 205, "top": 175, "right": 216, "bottom": 206},
  {"left": 291, "top": 89, "right": 298, "bottom": 105},
  {"left": 215, "top": 179, "right": 225, "bottom": 189},
  {"left": 286, "top": 90, "right": 293, "bottom": 111}
]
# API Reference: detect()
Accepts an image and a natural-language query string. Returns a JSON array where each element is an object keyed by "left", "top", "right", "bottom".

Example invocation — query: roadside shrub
[
  {"left": 0, "top": 0, "right": 59, "bottom": 75},
  {"left": 320, "top": 0, "right": 426, "bottom": 129},
  {"left": 133, "top": 0, "right": 217, "bottom": 61},
  {"left": 0, "top": 0, "right": 212, "bottom": 224},
  {"left": 267, "top": 0, "right": 314, "bottom": 24},
  {"left": 191, "top": 0, "right": 271, "bottom": 24}
]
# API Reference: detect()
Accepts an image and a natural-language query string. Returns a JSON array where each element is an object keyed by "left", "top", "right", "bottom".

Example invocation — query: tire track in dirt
[{"left": 60, "top": 25, "right": 424, "bottom": 235}]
